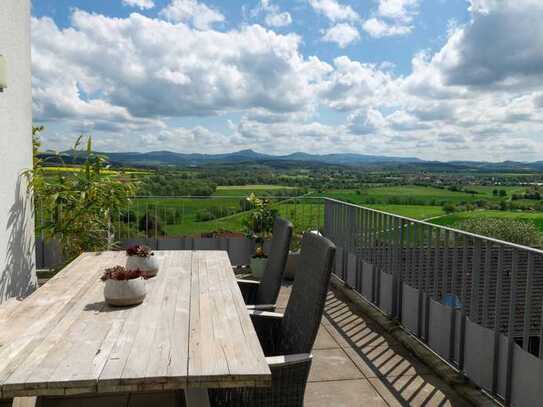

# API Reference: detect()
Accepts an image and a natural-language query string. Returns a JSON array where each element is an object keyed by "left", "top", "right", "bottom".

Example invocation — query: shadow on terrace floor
[{"left": 276, "top": 283, "right": 472, "bottom": 407}]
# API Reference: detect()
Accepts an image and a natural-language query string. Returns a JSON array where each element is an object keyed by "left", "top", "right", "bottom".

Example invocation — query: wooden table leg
[
  {"left": 184, "top": 389, "right": 210, "bottom": 407},
  {"left": 0, "top": 398, "right": 37, "bottom": 407}
]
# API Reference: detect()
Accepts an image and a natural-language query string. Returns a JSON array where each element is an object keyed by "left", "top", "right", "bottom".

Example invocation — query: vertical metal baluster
[
  {"left": 145, "top": 202, "right": 149, "bottom": 239},
  {"left": 376, "top": 212, "right": 383, "bottom": 306},
  {"left": 433, "top": 228, "right": 441, "bottom": 300},
  {"left": 522, "top": 252, "right": 534, "bottom": 351},
  {"left": 424, "top": 225, "right": 432, "bottom": 341},
  {"left": 470, "top": 239, "right": 482, "bottom": 324},
  {"left": 458, "top": 235, "right": 469, "bottom": 372},
  {"left": 154, "top": 204, "right": 158, "bottom": 242},
  {"left": 396, "top": 217, "right": 404, "bottom": 320},
  {"left": 451, "top": 232, "right": 459, "bottom": 300},
  {"left": 505, "top": 249, "right": 519, "bottom": 406},
  {"left": 492, "top": 245, "right": 505, "bottom": 395},
  {"left": 415, "top": 223, "right": 423, "bottom": 338},
  {"left": 482, "top": 241, "right": 493, "bottom": 328},
  {"left": 442, "top": 230, "right": 450, "bottom": 298},
  {"left": 370, "top": 210, "right": 376, "bottom": 266},
  {"left": 446, "top": 230, "right": 456, "bottom": 363},
  {"left": 406, "top": 221, "right": 412, "bottom": 287}
]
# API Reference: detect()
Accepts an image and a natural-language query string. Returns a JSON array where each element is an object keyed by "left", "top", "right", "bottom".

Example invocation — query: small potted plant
[
  {"left": 126, "top": 244, "right": 159, "bottom": 277},
  {"left": 101, "top": 266, "right": 147, "bottom": 307},
  {"left": 250, "top": 237, "right": 268, "bottom": 279},
  {"left": 242, "top": 194, "right": 277, "bottom": 280}
]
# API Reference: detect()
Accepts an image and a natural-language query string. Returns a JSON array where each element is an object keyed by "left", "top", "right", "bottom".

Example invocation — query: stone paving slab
[
  {"left": 275, "top": 284, "right": 474, "bottom": 406},
  {"left": 305, "top": 379, "right": 388, "bottom": 407}
]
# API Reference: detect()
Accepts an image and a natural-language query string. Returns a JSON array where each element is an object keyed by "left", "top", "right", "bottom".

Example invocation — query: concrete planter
[
  {"left": 285, "top": 251, "right": 300, "bottom": 281},
  {"left": 250, "top": 257, "right": 268, "bottom": 280},
  {"left": 104, "top": 278, "right": 146, "bottom": 307},
  {"left": 126, "top": 255, "right": 159, "bottom": 277}
]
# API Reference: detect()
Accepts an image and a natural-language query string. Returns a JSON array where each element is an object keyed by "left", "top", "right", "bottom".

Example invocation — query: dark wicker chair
[
  {"left": 210, "top": 232, "right": 336, "bottom": 407},
  {"left": 237, "top": 218, "right": 293, "bottom": 310}
]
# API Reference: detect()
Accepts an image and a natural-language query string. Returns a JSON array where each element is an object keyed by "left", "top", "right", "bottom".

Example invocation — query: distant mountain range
[{"left": 40, "top": 148, "right": 543, "bottom": 172}]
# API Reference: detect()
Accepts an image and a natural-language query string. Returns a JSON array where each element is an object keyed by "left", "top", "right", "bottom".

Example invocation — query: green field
[
  {"left": 430, "top": 210, "right": 543, "bottom": 232},
  {"left": 43, "top": 166, "right": 150, "bottom": 176},
  {"left": 213, "top": 185, "right": 296, "bottom": 197},
  {"left": 216, "top": 184, "right": 295, "bottom": 191},
  {"left": 317, "top": 185, "right": 495, "bottom": 205},
  {"left": 365, "top": 204, "right": 444, "bottom": 220}
]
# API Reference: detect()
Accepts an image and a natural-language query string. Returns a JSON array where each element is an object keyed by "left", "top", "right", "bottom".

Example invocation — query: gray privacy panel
[
  {"left": 334, "top": 247, "right": 344, "bottom": 281},
  {"left": 428, "top": 299, "right": 453, "bottom": 361},
  {"left": 346, "top": 253, "right": 357, "bottom": 288},
  {"left": 362, "top": 261, "right": 374, "bottom": 302},
  {"left": 401, "top": 283, "right": 419, "bottom": 335},
  {"left": 496, "top": 333, "right": 508, "bottom": 399},
  {"left": 379, "top": 270, "right": 394, "bottom": 316},
  {"left": 511, "top": 342, "right": 543, "bottom": 407},
  {"left": 156, "top": 238, "right": 184, "bottom": 250},
  {"left": 464, "top": 317, "right": 495, "bottom": 391},
  {"left": 193, "top": 238, "right": 221, "bottom": 250},
  {"left": 454, "top": 310, "right": 462, "bottom": 365}
]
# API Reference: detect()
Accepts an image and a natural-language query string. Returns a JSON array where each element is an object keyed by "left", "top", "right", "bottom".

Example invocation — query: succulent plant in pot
[
  {"left": 126, "top": 245, "right": 159, "bottom": 277},
  {"left": 242, "top": 193, "right": 277, "bottom": 280},
  {"left": 101, "top": 266, "right": 147, "bottom": 307},
  {"left": 249, "top": 236, "right": 268, "bottom": 280}
]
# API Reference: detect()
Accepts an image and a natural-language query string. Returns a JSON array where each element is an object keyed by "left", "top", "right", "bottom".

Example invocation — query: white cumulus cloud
[
  {"left": 363, "top": 0, "right": 419, "bottom": 38},
  {"left": 159, "top": 0, "right": 225, "bottom": 30},
  {"left": 362, "top": 18, "right": 412, "bottom": 38},
  {"left": 322, "top": 23, "right": 360, "bottom": 47},
  {"left": 122, "top": 0, "right": 155, "bottom": 10},
  {"left": 307, "top": 0, "right": 359, "bottom": 22}
]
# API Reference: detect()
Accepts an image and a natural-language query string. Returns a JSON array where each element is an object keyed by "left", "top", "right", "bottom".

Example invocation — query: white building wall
[{"left": 0, "top": 0, "right": 37, "bottom": 302}]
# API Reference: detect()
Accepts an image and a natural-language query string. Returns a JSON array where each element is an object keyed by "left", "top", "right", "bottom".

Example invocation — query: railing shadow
[{"left": 323, "top": 290, "right": 467, "bottom": 407}]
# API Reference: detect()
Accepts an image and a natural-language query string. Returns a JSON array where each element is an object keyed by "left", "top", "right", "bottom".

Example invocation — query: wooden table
[{"left": 0, "top": 251, "right": 271, "bottom": 404}]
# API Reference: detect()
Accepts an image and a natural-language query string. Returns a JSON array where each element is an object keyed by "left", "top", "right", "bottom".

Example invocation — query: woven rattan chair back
[
  {"left": 280, "top": 232, "right": 336, "bottom": 355},
  {"left": 257, "top": 218, "right": 293, "bottom": 305}
]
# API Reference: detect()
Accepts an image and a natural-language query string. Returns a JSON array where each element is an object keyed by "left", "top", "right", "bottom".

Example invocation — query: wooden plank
[
  {"left": 188, "top": 251, "right": 270, "bottom": 388},
  {"left": 217, "top": 253, "right": 271, "bottom": 385},
  {"left": 149, "top": 251, "right": 192, "bottom": 384},
  {"left": 188, "top": 251, "right": 230, "bottom": 387}
]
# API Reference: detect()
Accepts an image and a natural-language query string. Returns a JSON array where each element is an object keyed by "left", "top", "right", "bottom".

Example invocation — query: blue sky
[{"left": 30, "top": 0, "right": 543, "bottom": 161}]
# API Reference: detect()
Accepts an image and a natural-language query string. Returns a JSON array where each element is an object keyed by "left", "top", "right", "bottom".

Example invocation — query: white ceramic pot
[
  {"left": 126, "top": 255, "right": 160, "bottom": 277},
  {"left": 104, "top": 278, "right": 146, "bottom": 307},
  {"left": 250, "top": 257, "right": 268, "bottom": 280}
]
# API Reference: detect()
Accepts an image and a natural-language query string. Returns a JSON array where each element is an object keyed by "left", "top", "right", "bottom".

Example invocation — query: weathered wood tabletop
[{"left": 0, "top": 251, "right": 271, "bottom": 398}]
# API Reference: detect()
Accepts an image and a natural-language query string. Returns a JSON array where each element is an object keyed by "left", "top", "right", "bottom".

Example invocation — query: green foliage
[
  {"left": 138, "top": 172, "right": 216, "bottom": 196},
  {"left": 454, "top": 218, "right": 543, "bottom": 248},
  {"left": 242, "top": 193, "right": 278, "bottom": 238},
  {"left": 443, "top": 202, "right": 457, "bottom": 214},
  {"left": 195, "top": 206, "right": 236, "bottom": 222},
  {"left": 138, "top": 213, "right": 164, "bottom": 236},
  {"left": 26, "top": 130, "right": 135, "bottom": 262}
]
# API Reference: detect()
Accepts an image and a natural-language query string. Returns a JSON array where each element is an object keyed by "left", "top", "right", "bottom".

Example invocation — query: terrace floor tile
[
  {"left": 308, "top": 348, "right": 364, "bottom": 382},
  {"left": 304, "top": 379, "right": 388, "bottom": 407}
]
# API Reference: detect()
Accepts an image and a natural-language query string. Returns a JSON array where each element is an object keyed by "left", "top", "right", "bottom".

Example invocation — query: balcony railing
[
  {"left": 35, "top": 195, "right": 325, "bottom": 269},
  {"left": 324, "top": 198, "right": 543, "bottom": 406}
]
